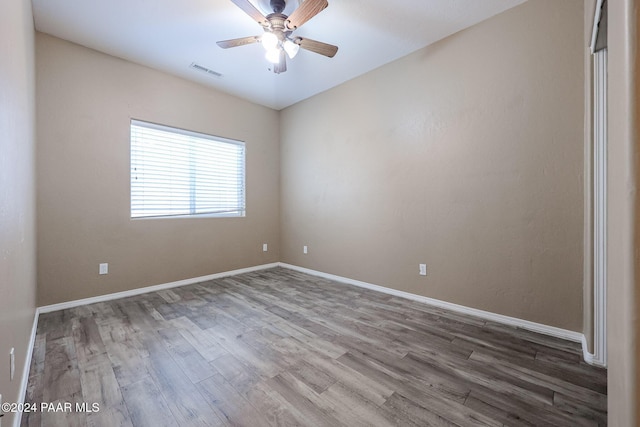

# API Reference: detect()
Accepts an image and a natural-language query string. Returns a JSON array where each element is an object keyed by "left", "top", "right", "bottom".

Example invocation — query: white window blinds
[{"left": 130, "top": 120, "right": 245, "bottom": 219}]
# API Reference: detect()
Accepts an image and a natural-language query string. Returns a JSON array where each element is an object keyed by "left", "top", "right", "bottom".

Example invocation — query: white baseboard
[
  {"left": 581, "top": 335, "right": 606, "bottom": 367},
  {"left": 33, "top": 262, "right": 595, "bottom": 349},
  {"left": 16, "top": 263, "right": 276, "bottom": 426},
  {"left": 14, "top": 310, "right": 39, "bottom": 427},
  {"left": 20, "top": 259, "right": 599, "bottom": 419},
  {"left": 582, "top": 335, "right": 595, "bottom": 365},
  {"left": 279, "top": 263, "right": 586, "bottom": 345},
  {"left": 38, "top": 263, "right": 279, "bottom": 314}
]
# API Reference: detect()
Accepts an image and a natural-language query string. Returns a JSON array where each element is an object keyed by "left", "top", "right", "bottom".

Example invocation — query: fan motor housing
[{"left": 266, "top": 13, "right": 288, "bottom": 35}]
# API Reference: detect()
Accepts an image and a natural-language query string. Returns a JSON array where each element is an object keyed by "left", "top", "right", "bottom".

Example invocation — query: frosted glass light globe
[
  {"left": 265, "top": 48, "right": 281, "bottom": 64},
  {"left": 261, "top": 32, "right": 279, "bottom": 51}
]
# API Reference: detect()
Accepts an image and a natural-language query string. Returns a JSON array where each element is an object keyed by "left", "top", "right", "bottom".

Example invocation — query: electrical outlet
[
  {"left": 263, "top": 243, "right": 268, "bottom": 252},
  {"left": 99, "top": 263, "right": 108, "bottom": 275},
  {"left": 9, "top": 348, "right": 14, "bottom": 381},
  {"left": 303, "top": 245, "right": 308, "bottom": 254},
  {"left": 419, "top": 264, "right": 427, "bottom": 276}
]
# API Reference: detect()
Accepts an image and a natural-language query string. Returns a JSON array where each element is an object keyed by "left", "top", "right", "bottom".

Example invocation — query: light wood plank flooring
[{"left": 22, "top": 267, "right": 607, "bottom": 426}]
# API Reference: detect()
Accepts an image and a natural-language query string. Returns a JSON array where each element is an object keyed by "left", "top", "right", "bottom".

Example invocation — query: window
[{"left": 130, "top": 120, "right": 245, "bottom": 219}]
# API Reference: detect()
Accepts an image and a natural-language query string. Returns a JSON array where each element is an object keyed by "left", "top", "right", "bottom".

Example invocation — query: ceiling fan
[{"left": 217, "top": 0, "right": 338, "bottom": 74}]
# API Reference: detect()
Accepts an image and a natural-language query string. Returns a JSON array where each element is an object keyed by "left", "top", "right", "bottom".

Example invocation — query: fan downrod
[{"left": 270, "top": 0, "right": 286, "bottom": 13}]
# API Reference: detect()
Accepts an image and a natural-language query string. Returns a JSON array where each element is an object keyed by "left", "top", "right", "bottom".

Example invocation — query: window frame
[{"left": 130, "top": 119, "right": 246, "bottom": 220}]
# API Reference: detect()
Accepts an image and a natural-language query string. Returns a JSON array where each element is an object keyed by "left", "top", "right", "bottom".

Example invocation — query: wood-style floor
[{"left": 22, "top": 267, "right": 607, "bottom": 426}]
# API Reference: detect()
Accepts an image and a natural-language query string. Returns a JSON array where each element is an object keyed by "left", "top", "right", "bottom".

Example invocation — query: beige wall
[
  {"left": 0, "top": 0, "right": 37, "bottom": 423},
  {"left": 280, "top": 0, "right": 585, "bottom": 331},
  {"left": 607, "top": 0, "right": 640, "bottom": 424},
  {"left": 36, "top": 33, "right": 280, "bottom": 306}
]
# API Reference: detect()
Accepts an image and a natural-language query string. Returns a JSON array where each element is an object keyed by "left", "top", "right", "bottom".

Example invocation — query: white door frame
[{"left": 589, "top": 0, "right": 607, "bottom": 367}]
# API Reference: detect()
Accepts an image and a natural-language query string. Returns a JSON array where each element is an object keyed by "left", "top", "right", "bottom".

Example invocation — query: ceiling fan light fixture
[
  {"left": 283, "top": 39, "right": 300, "bottom": 59},
  {"left": 265, "top": 48, "right": 281, "bottom": 64},
  {"left": 261, "top": 32, "right": 279, "bottom": 51},
  {"left": 219, "top": 0, "right": 337, "bottom": 74}
]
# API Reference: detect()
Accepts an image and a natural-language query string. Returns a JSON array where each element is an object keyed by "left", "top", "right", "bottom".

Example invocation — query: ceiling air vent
[{"left": 189, "top": 63, "right": 223, "bottom": 78}]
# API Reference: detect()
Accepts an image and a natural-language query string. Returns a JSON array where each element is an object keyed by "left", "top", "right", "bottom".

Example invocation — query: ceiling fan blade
[
  {"left": 286, "top": 0, "right": 328, "bottom": 30},
  {"left": 217, "top": 35, "right": 261, "bottom": 49},
  {"left": 230, "top": 0, "right": 268, "bottom": 26},
  {"left": 274, "top": 49, "right": 287, "bottom": 74},
  {"left": 296, "top": 37, "right": 338, "bottom": 58}
]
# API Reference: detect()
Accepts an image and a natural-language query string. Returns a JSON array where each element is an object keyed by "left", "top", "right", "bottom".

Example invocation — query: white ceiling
[{"left": 32, "top": 0, "right": 526, "bottom": 110}]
